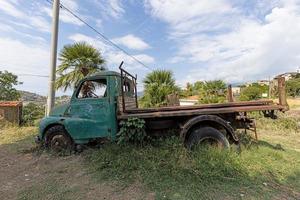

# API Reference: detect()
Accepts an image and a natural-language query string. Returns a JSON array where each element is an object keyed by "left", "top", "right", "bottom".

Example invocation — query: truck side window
[{"left": 77, "top": 79, "right": 107, "bottom": 99}]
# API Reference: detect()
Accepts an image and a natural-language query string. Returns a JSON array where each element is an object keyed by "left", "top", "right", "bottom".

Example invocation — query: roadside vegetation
[
  {"left": 84, "top": 110, "right": 300, "bottom": 200},
  {"left": 139, "top": 70, "right": 180, "bottom": 107},
  {"left": 0, "top": 70, "right": 21, "bottom": 101},
  {"left": 1, "top": 109, "right": 299, "bottom": 199},
  {"left": 1, "top": 43, "right": 300, "bottom": 199}
]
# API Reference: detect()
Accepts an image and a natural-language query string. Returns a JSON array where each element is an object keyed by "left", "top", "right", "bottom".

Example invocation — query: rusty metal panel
[
  {"left": 277, "top": 77, "right": 289, "bottom": 111},
  {"left": 118, "top": 104, "right": 283, "bottom": 119},
  {"left": 123, "top": 100, "right": 275, "bottom": 114}
]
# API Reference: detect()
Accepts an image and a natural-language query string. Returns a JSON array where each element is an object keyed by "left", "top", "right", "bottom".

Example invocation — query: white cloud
[
  {"left": 41, "top": 6, "right": 84, "bottom": 26},
  {"left": 0, "top": 0, "right": 24, "bottom": 18},
  {"left": 93, "top": 0, "right": 125, "bottom": 19},
  {"left": 68, "top": 33, "right": 154, "bottom": 70},
  {"left": 0, "top": 37, "right": 50, "bottom": 95},
  {"left": 28, "top": 16, "right": 51, "bottom": 32},
  {"left": 0, "top": 0, "right": 51, "bottom": 32},
  {"left": 61, "top": 0, "right": 79, "bottom": 11},
  {"left": 145, "top": 0, "right": 234, "bottom": 37},
  {"left": 146, "top": 0, "right": 300, "bottom": 83},
  {"left": 113, "top": 34, "right": 150, "bottom": 50},
  {"left": 134, "top": 54, "right": 155, "bottom": 63},
  {"left": 95, "top": 19, "right": 103, "bottom": 29},
  {"left": 0, "top": 22, "right": 15, "bottom": 32}
]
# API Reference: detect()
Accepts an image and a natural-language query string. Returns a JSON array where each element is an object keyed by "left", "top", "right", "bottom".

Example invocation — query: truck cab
[{"left": 37, "top": 70, "right": 134, "bottom": 147}]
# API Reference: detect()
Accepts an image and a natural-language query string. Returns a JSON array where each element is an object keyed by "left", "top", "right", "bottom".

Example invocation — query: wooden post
[
  {"left": 227, "top": 84, "right": 234, "bottom": 102},
  {"left": 277, "top": 77, "right": 289, "bottom": 111}
]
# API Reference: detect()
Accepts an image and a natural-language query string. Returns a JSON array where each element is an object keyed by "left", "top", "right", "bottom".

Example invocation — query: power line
[{"left": 46, "top": 0, "right": 154, "bottom": 71}]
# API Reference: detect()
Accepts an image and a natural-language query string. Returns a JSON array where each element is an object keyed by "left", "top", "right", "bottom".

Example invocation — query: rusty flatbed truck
[{"left": 36, "top": 62, "right": 288, "bottom": 150}]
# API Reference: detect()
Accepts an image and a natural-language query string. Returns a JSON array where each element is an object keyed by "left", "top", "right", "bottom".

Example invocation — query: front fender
[{"left": 38, "top": 116, "right": 66, "bottom": 139}]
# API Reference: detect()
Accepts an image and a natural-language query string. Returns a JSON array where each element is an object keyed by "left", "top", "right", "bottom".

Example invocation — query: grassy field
[{"left": 0, "top": 109, "right": 299, "bottom": 199}]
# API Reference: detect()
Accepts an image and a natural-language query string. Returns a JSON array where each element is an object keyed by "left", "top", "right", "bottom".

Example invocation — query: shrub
[
  {"left": 117, "top": 118, "right": 148, "bottom": 146},
  {"left": 198, "top": 80, "right": 227, "bottom": 104},
  {"left": 22, "top": 103, "right": 45, "bottom": 126},
  {"left": 286, "top": 78, "right": 300, "bottom": 97},
  {"left": 240, "top": 83, "right": 268, "bottom": 101}
]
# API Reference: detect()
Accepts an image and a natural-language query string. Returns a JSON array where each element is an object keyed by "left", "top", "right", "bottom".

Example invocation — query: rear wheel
[
  {"left": 186, "top": 126, "right": 230, "bottom": 150},
  {"left": 44, "top": 125, "right": 73, "bottom": 153}
]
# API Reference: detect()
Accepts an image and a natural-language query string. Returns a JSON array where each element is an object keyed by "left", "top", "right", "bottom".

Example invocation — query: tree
[
  {"left": 239, "top": 83, "right": 268, "bottom": 101},
  {"left": 198, "top": 80, "right": 227, "bottom": 104},
  {"left": 0, "top": 71, "right": 21, "bottom": 101},
  {"left": 286, "top": 78, "right": 300, "bottom": 97},
  {"left": 181, "top": 81, "right": 204, "bottom": 97},
  {"left": 56, "top": 42, "right": 106, "bottom": 92},
  {"left": 140, "top": 70, "right": 179, "bottom": 107}
]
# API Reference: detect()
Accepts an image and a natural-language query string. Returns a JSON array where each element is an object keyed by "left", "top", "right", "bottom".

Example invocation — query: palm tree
[
  {"left": 56, "top": 42, "right": 106, "bottom": 91},
  {"left": 140, "top": 70, "right": 179, "bottom": 107}
]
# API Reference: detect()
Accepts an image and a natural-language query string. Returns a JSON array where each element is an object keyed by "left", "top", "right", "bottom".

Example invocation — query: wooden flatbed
[
  {"left": 118, "top": 100, "right": 284, "bottom": 119},
  {"left": 118, "top": 64, "right": 288, "bottom": 120}
]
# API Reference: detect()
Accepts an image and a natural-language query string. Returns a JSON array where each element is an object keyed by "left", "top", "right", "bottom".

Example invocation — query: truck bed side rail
[{"left": 119, "top": 61, "right": 138, "bottom": 112}]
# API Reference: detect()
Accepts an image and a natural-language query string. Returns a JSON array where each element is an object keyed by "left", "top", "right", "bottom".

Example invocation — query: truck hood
[{"left": 49, "top": 103, "right": 69, "bottom": 116}]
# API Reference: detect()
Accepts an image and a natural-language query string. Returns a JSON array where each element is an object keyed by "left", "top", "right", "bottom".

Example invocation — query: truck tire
[
  {"left": 186, "top": 126, "right": 230, "bottom": 150},
  {"left": 44, "top": 125, "right": 73, "bottom": 152}
]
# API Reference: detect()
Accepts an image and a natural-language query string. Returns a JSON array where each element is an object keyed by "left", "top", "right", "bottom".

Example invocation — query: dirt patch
[{"left": 0, "top": 145, "right": 153, "bottom": 200}]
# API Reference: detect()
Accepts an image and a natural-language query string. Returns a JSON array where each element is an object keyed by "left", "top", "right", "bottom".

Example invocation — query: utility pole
[{"left": 46, "top": 0, "right": 60, "bottom": 115}]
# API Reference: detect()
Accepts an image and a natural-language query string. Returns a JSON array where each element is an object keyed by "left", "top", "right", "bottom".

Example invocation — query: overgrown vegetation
[
  {"left": 22, "top": 103, "right": 45, "bottom": 126},
  {"left": 0, "top": 70, "right": 21, "bottom": 101},
  {"left": 86, "top": 135, "right": 300, "bottom": 199},
  {"left": 117, "top": 118, "right": 148, "bottom": 146},
  {"left": 287, "top": 77, "right": 300, "bottom": 97},
  {"left": 180, "top": 80, "right": 227, "bottom": 104},
  {"left": 198, "top": 80, "right": 227, "bottom": 104},
  {"left": 181, "top": 81, "right": 204, "bottom": 97},
  {"left": 56, "top": 42, "right": 106, "bottom": 92},
  {"left": 1, "top": 109, "right": 300, "bottom": 199},
  {"left": 139, "top": 70, "right": 179, "bottom": 107},
  {"left": 239, "top": 83, "right": 268, "bottom": 101},
  {"left": 83, "top": 110, "right": 300, "bottom": 199}
]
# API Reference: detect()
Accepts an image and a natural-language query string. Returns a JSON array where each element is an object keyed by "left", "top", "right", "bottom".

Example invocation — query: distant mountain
[
  {"left": 19, "top": 91, "right": 70, "bottom": 105},
  {"left": 19, "top": 91, "right": 46, "bottom": 105}
]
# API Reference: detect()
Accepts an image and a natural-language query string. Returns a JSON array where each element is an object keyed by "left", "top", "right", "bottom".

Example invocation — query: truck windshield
[{"left": 77, "top": 79, "right": 107, "bottom": 99}]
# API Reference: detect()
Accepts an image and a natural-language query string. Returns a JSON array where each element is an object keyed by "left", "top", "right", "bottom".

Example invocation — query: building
[
  {"left": 231, "top": 87, "right": 241, "bottom": 96},
  {"left": 257, "top": 80, "right": 270, "bottom": 86},
  {"left": 275, "top": 72, "right": 299, "bottom": 81},
  {"left": 179, "top": 95, "right": 198, "bottom": 106},
  {"left": 0, "top": 101, "right": 22, "bottom": 125}
]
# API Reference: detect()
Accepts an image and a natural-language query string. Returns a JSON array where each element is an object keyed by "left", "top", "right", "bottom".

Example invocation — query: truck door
[{"left": 65, "top": 78, "right": 113, "bottom": 141}]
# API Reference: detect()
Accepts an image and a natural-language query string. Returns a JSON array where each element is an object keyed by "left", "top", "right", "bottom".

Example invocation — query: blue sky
[{"left": 0, "top": 0, "right": 300, "bottom": 96}]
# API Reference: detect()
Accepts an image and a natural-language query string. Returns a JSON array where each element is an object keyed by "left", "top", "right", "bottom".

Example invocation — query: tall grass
[{"left": 85, "top": 136, "right": 300, "bottom": 199}]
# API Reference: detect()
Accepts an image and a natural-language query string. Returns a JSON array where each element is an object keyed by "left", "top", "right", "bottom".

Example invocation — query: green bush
[
  {"left": 140, "top": 70, "right": 179, "bottom": 108},
  {"left": 198, "top": 80, "right": 227, "bottom": 104},
  {"left": 286, "top": 78, "right": 300, "bottom": 97},
  {"left": 22, "top": 103, "right": 45, "bottom": 126},
  {"left": 117, "top": 118, "right": 148, "bottom": 146},
  {"left": 240, "top": 83, "right": 268, "bottom": 101}
]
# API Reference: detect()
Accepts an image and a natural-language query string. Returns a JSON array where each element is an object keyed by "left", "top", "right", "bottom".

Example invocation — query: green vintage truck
[{"left": 36, "top": 63, "right": 288, "bottom": 150}]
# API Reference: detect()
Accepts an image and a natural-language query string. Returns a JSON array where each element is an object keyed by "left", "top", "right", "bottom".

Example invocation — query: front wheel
[
  {"left": 44, "top": 125, "right": 73, "bottom": 153},
  {"left": 185, "top": 126, "right": 230, "bottom": 150}
]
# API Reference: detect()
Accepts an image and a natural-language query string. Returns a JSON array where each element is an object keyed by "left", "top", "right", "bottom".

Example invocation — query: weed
[
  {"left": 85, "top": 135, "right": 300, "bottom": 199},
  {"left": 117, "top": 118, "right": 149, "bottom": 146}
]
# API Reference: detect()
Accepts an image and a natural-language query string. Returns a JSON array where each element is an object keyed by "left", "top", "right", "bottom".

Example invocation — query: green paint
[{"left": 39, "top": 71, "right": 125, "bottom": 143}]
